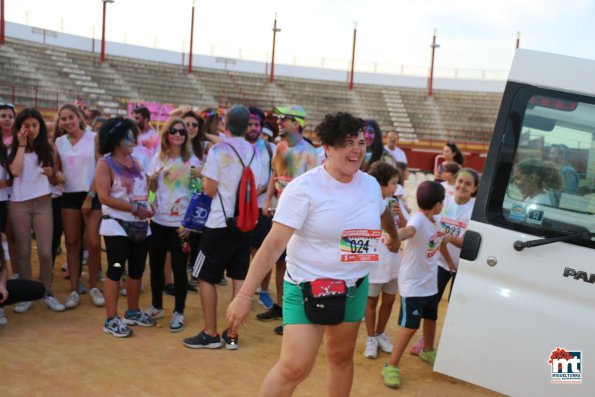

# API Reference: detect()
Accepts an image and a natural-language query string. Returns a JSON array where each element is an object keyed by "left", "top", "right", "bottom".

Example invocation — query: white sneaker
[
  {"left": 145, "top": 305, "right": 164, "bottom": 319},
  {"left": 90, "top": 288, "right": 105, "bottom": 307},
  {"left": 0, "top": 307, "right": 7, "bottom": 325},
  {"left": 64, "top": 291, "right": 81, "bottom": 309},
  {"left": 376, "top": 332, "right": 394, "bottom": 353},
  {"left": 364, "top": 336, "right": 379, "bottom": 359},
  {"left": 169, "top": 311, "right": 185, "bottom": 332},
  {"left": 41, "top": 295, "right": 66, "bottom": 312},
  {"left": 13, "top": 301, "right": 33, "bottom": 313}
]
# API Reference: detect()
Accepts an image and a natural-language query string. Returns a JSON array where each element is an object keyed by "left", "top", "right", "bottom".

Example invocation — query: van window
[{"left": 496, "top": 88, "right": 595, "bottom": 247}]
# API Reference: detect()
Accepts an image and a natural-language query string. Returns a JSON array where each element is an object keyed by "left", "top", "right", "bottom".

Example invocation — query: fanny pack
[
  {"left": 103, "top": 215, "right": 148, "bottom": 243},
  {"left": 302, "top": 279, "right": 348, "bottom": 325}
]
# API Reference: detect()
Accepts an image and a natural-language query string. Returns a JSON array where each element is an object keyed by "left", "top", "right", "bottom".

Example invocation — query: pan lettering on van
[{"left": 563, "top": 267, "right": 595, "bottom": 284}]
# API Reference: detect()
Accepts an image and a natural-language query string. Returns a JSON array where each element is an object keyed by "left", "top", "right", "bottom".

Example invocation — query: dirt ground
[{"left": 0, "top": 245, "right": 505, "bottom": 397}]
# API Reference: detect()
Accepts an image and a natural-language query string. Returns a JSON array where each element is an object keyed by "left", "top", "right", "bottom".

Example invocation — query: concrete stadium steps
[{"left": 0, "top": 37, "right": 501, "bottom": 147}]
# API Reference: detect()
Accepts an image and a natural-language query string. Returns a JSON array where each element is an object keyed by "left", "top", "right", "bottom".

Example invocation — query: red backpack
[{"left": 219, "top": 143, "right": 259, "bottom": 233}]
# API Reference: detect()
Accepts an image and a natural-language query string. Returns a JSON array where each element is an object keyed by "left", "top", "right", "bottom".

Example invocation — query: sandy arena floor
[{"left": 0, "top": 244, "right": 504, "bottom": 397}]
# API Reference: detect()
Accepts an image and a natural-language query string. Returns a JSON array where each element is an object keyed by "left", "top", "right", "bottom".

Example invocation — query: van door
[{"left": 434, "top": 51, "right": 595, "bottom": 397}]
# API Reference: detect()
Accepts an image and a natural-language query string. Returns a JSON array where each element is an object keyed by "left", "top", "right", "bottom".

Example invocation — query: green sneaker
[
  {"left": 419, "top": 348, "right": 437, "bottom": 365},
  {"left": 382, "top": 364, "right": 400, "bottom": 388}
]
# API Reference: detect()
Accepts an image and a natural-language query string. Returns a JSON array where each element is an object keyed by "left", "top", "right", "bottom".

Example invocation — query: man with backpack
[{"left": 183, "top": 105, "right": 263, "bottom": 350}]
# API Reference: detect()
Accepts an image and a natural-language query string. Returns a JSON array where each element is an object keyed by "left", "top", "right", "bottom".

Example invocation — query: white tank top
[
  {"left": 99, "top": 155, "right": 150, "bottom": 237},
  {"left": 11, "top": 152, "right": 51, "bottom": 202},
  {"left": 56, "top": 130, "right": 96, "bottom": 192}
]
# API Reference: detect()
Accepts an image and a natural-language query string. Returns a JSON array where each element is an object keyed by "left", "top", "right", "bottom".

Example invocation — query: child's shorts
[
  {"left": 368, "top": 278, "right": 398, "bottom": 297},
  {"left": 398, "top": 294, "right": 439, "bottom": 329}
]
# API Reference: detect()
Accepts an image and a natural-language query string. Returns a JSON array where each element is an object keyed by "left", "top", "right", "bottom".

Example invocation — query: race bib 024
[{"left": 340, "top": 229, "right": 382, "bottom": 263}]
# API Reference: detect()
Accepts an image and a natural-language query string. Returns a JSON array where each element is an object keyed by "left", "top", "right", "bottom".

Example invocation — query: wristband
[
  {"left": 235, "top": 293, "right": 253, "bottom": 302},
  {"left": 87, "top": 191, "right": 96, "bottom": 199}
]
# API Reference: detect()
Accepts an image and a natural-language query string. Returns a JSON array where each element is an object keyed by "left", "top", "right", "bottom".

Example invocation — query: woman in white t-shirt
[
  {"left": 0, "top": 104, "right": 14, "bottom": 254},
  {"left": 146, "top": 118, "right": 201, "bottom": 332},
  {"left": 95, "top": 117, "right": 155, "bottom": 337},
  {"left": 227, "top": 112, "right": 400, "bottom": 396},
  {"left": 54, "top": 104, "right": 104, "bottom": 309},
  {"left": 8, "top": 108, "right": 65, "bottom": 313}
]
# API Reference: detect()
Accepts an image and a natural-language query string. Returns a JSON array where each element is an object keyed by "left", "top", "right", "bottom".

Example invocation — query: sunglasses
[{"left": 168, "top": 127, "right": 187, "bottom": 136}]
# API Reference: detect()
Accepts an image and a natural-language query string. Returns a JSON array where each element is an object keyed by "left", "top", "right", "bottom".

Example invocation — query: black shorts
[
  {"left": 61, "top": 192, "right": 101, "bottom": 211},
  {"left": 398, "top": 294, "right": 439, "bottom": 329},
  {"left": 0, "top": 201, "right": 7, "bottom": 233},
  {"left": 193, "top": 227, "right": 252, "bottom": 284},
  {"left": 251, "top": 209, "right": 272, "bottom": 249}
]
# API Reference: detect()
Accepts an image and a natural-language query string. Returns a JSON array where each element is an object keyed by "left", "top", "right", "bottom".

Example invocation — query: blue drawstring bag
[{"left": 182, "top": 191, "right": 212, "bottom": 231}]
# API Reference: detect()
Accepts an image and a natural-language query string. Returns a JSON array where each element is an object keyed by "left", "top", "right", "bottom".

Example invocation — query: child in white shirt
[
  {"left": 439, "top": 161, "right": 461, "bottom": 198},
  {"left": 381, "top": 181, "right": 447, "bottom": 389},
  {"left": 363, "top": 162, "right": 402, "bottom": 359}
]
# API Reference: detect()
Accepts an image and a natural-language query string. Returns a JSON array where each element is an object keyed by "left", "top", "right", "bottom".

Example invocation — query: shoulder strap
[{"left": 264, "top": 142, "right": 273, "bottom": 176}]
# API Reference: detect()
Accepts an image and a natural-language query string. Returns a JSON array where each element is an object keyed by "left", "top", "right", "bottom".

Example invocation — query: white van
[{"left": 434, "top": 49, "right": 595, "bottom": 396}]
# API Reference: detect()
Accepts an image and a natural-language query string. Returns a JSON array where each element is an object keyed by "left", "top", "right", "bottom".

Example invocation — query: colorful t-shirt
[
  {"left": 272, "top": 138, "right": 320, "bottom": 195},
  {"left": 437, "top": 197, "right": 475, "bottom": 272},
  {"left": 202, "top": 137, "right": 264, "bottom": 229},
  {"left": 398, "top": 212, "right": 445, "bottom": 297},
  {"left": 137, "top": 130, "right": 161, "bottom": 157},
  {"left": 149, "top": 154, "right": 201, "bottom": 227},
  {"left": 253, "top": 139, "right": 276, "bottom": 208}
]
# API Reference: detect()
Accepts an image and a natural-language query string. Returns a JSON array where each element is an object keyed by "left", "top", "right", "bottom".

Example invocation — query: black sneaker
[
  {"left": 256, "top": 304, "right": 283, "bottom": 321},
  {"left": 222, "top": 329, "right": 239, "bottom": 350},
  {"left": 183, "top": 330, "right": 222, "bottom": 349},
  {"left": 164, "top": 284, "right": 175, "bottom": 296},
  {"left": 187, "top": 284, "right": 198, "bottom": 293},
  {"left": 274, "top": 325, "right": 284, "bottom": 335}
]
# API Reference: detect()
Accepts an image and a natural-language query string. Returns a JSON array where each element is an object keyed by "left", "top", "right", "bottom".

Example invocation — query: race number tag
[
  {"left": 440, "top": 218, "right": 467, "bottom": 237},
  {"left": 340, "top": 229, "right": 382, "bottom": 263}
]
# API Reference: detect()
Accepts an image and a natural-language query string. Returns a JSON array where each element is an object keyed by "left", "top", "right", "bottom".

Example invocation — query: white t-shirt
[
  {"left": 368, "top": 198, "right": 401, "bottom": 284},
  {"left": 0, "top": 164, "right": 9, "bottom": 201},
  {"left": 149, "top": 154, "right": 201, "bottom": 227},
  {"left": 252, "top": 139, "right": 276, "bottom": 208},
  {"left": 441, "top": 181, "right": 456, "bottom": 198},
  {"left": 202, "top": 137, "right": 263, "bottom": 229},
  {"left": 55, "top": 130, "right": 96, "bottom": 193},
  {"left": 384, "top": 145, "right": 408, "bottom": 164},
  {"left": 437, "top": 197, "right": 475, "bottom": 272},
  {"left": 398, "top": 211, "right": 445, "bottom": 297},
  {"left": 11, "top": 152, "right": 51, "bottom": 202},
  {"left": 274, "top": 166, "right": 385, "bottom": 286},
  {"left": 137, "top": 130, "right": 161, "bottom": 157},
  {"left": 100, "top": 156, "right": 151, "bottom": 237},
  {"left": 131, "top": 145, "right": 152, "bottom": 175},
  {"left": 394, "top": 184, "right": 411, "bottom": 222}
]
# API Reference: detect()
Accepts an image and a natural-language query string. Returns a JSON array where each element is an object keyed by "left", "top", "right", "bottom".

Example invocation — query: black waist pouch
[{"left": 301, "top": 279, "right": 347, "bottom": 325}]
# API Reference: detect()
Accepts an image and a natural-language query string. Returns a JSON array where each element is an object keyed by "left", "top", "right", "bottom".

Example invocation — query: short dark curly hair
[
  {"left": 99, "top": 117, "right": 135, "bottom": 155},
  {"left": 368, "top": 161, "right": 400, "bottom": 187},
  {"left": 315, "top": 112, "right": 364, "bottom": 147}
]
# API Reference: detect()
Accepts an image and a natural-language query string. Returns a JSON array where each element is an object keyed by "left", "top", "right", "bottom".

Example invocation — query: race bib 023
[{"left": 340, "top": 229, "right": 382, "bottom": 263}]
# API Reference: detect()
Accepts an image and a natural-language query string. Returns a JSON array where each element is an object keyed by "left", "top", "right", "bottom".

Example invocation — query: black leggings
[
  {"left": 0, "top": 279, "right": 45, "bottom": 306},
  {"left": 149, "top": 222, "right": 188, "bottom": 313},
  {"left": 437, "top": 266, "right": 457, "bottom": 303},
  {"left": 103, "top": 236, "right": 149, "bottom": 281}
]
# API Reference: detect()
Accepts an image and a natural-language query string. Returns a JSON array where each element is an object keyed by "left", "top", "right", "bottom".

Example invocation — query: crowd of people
[{"left": 1, "top": 97, "right": 494, "bottom": 394}]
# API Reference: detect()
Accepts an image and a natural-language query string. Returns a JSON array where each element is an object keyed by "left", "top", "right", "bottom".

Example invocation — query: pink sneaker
[{"left": 409, "top": 335, "right": 424, "bottom": 356}]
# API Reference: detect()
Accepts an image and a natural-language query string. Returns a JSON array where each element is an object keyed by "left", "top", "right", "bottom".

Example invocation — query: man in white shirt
[
  {"left": 132, "top": 106, "right": 160, "bottom": 157},
  {"left": 384, "top": 130, "right": 407, "bottom": 164},
  {"left": 184, "top": 105, "right": 261, "bottom": 350}
]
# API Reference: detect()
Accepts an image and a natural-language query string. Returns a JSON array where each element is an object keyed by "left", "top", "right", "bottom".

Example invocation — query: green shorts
[{"left": 282, "top": 277, "right": 369, "bottom": 325}]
